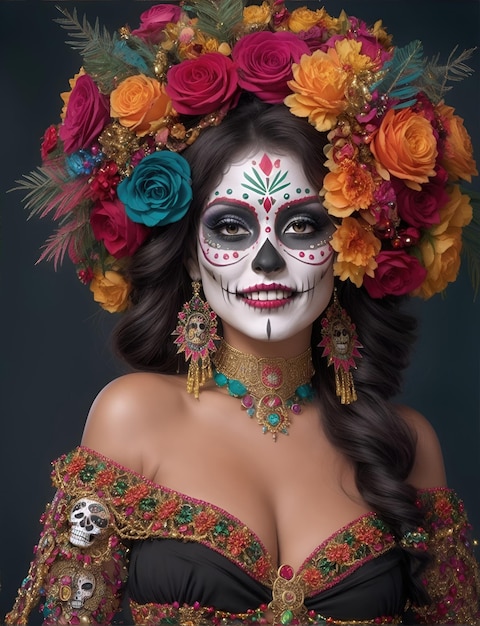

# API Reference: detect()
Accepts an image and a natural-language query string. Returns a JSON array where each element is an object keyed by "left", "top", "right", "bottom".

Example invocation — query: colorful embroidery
[{"left": 411, "top": 488, "right": 480, "bottom": 625}]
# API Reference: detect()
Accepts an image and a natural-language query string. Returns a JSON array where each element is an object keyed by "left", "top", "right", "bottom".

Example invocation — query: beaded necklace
[{"left": 212, "top": 340, "right": 315, "bottom": 441}]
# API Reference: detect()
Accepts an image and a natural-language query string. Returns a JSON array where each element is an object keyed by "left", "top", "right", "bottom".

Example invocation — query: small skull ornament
[
  {"left": 70, "top": 572, "right": 96, "bottom": 609},
  {"left": 69, "top": 498, "right": 110, "bottom": 548}
]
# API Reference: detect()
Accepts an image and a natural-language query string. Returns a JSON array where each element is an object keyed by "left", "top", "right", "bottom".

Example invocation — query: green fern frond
[
  {"left": 12, "top": 168, "right": 66, "bottom": 219},
  {"left": 462, "top": 189, "right": 480, "bottom": 300},
  {"left": 54, "top": 7, "right": 156, "bottom": 93},
  {"left": 371, "top": 41, "right": 425, "bottom": 104},
  {"left": 421, "top": 47, "right": 476, "bottom": 103},
  {"left": 183, "top": 0, "right": 244, "bottom": 43}
]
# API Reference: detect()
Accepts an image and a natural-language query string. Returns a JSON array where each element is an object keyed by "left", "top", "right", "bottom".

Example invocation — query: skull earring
[
  {"left": 318, "top": 289, "right": 362, "bottom": 404},
  {"left": 173, "top": 281, "right": 220, "bottom": 398}
]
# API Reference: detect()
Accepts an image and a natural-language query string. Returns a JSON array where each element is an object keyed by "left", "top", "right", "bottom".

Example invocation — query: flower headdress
[{"left": 17, "top": 0, "right": 479, "bottom": 312}]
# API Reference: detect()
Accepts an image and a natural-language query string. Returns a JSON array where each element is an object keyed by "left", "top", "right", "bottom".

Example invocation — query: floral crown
[{"left": 18, "top": 0, "right": 479, "bottom": 312}]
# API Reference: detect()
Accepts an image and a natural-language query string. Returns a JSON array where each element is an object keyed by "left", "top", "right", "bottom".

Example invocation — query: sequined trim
[{"left": 129, "top": 600, "right": 402, "bottom": 625}]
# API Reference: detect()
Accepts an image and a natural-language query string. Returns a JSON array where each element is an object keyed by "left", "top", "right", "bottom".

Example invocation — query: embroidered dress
[{"left": 5, "top": 447, "right": 480, "bottom": 624}]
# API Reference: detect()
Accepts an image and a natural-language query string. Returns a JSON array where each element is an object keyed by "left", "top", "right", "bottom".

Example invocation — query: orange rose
[
  {"left": 322, "top": 159, "right": 376, "bottom": 217},
  {"left": 370, "top": 108, "right": 437, "bottom": 189},
  {"left": 288, "top": 7, "right": 325, "bottom": 32},
  {"left": 110, "top": 74, "right": 172, "bottom": 136},
  {"left": 285, "top": 47, "right": 348, "bottom": 131},
  {"left": 438, "top": 102, "right": 478, "bottom": 182},
  {"left": 331, "top": 216, "right": 381, "bottom": 287},
  {"left": 90, "top": 270, "right": 130, "bottom": 313},
  {"left": 413, "top": 185, "right": 472, "bottom": 298},
  {"left": 243, "top": 2, "right": 272, "bottom": 27}
]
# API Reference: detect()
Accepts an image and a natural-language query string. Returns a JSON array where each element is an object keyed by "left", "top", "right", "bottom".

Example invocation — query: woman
[{"left": 5, "top": 1, "right": 480, "bottom": 624}]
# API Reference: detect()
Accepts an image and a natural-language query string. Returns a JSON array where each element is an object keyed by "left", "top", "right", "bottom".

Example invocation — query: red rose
[
  {"left": 363, "top": 250, "right": 427, "bottom": 298},
  {"left": 131, "top": 4, "right": 183, "bottom": 44},
  {"left": 393, "top": 168, "right": 449, "bottom": 229},
  {"left": 166, "top": 52, "right": 240, "bottom": 116},
  {"left": 90, "top": 198, "right": 149, "bottom": 258},
  {"left": 232, "top": 31, "right": 310, "bottom": 104},
  {"left": 41, "top": 125, "right": 58, "bottom": 160},
  {"left": 59, "top": 75, "right": 110, "bottom": 154}
]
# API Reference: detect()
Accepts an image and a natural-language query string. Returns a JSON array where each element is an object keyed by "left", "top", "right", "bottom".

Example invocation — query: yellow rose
[
  {"left": 288, "top": 7, "right": 325, "bottom": 32},
  {"left": 436, "top": 184, "right": 473, "bottom": 230},
  {"left": 285, "top": 48, "right": 348, "bottom": 131},
  {"left": 334, "top": 39, "right": 372, "bottom": 74},
  {"left": 90, "top": 270, "right": 130, "bottom": 313},
  {"left": 437, "top": 102, "right": 478, "bottom": 182},
  {"left": 414, "top": 228, "right": 462, "bottom": 299},
  {"left": 243, "top": 2, "right": 272, "bottom": 26},
  {"left": 370, "top": 108, "right": 437, "bottom": 189},
  {"left": 321, "top": 159, "right": 376, "bottom": 217},
  {"left": 331, "top": 217, "right": 381, "bottom": 286},
  {"left": 110, "top": 74, "right": 172, "bottom": 136}
]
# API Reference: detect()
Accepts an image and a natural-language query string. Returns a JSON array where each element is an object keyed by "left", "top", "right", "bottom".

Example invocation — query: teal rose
[{"left": 117, "top": 151, "right": 192, "bottom": 227}]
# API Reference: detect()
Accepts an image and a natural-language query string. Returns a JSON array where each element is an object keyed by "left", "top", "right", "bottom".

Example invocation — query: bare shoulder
[
  {"left": 81, "top": 372, "right": 186, "bottom": 472},
  {"left": 397, "top": 404, "right": 447, "bottom": 489}
]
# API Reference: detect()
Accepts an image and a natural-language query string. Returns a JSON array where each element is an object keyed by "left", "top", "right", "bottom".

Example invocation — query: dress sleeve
[
  {"left": 5, "top": 449, "right": 129, "bottom": 625},
  {"left": 410, "top": 488, "right": 480, "bottom": 624}
]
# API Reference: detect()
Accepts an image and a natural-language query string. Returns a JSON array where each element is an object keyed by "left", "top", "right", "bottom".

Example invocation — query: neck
[{"left": 221, "top": 325, "right": 313, "bottom": 359}]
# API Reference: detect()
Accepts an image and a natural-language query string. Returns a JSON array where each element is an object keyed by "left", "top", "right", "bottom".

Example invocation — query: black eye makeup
[
  {"left": 276, "top": 203, "right": 335, "bottom": 249},
  {"left": 201, "top": 204, "right": 259, "bottom": 249}
]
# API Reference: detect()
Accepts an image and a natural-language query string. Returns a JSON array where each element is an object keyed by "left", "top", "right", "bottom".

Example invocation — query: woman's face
[{"left": 195, "top": 151, "right": 335, "bottom": 344}]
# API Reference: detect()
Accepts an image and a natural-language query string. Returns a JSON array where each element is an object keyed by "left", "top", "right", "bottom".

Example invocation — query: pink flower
[
  {"left": 131, "top": 4, "right": 183, "bottom": 44},
  {"left": 393, "top": 168, "right": 449, "bottom": 229},
  {"left": 363, "top": 250, "right": 427, "bottom": 298},
  {"left": 59, "top": 75, "right": 110, "bottom": 154},
  {"left": 232, "top": 31, "right": 310, "bottom": 104},
  {"left": 165, "top": 52, "right": 240, "bottom": 115},
  {"left": 90, "top": 198, "right": 149, "bottom": 258}
]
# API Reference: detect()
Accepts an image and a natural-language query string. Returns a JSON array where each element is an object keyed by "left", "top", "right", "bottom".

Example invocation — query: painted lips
[{"left": 237, "top": 283, "right": 295, "bottom": 309}]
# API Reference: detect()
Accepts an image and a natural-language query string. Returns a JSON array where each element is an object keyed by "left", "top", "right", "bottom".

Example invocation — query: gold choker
[{"left": 212, "top": 341, "right": 315, "bottom": 441}]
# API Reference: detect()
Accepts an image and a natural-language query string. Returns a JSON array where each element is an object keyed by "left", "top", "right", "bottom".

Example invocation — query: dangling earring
[
  {"left": 172, "top": 281, "right": 220, "bottom": 398},
  {"left": 318, "top": 289, "right": 362, "bottom": 404}
]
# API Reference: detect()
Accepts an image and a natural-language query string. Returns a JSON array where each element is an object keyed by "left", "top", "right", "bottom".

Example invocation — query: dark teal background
[{"left": 1, "top": 1, "right": 479, "bottom": 620}]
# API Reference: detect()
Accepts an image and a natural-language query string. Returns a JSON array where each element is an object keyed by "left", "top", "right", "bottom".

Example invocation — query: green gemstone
[
  {"left": 281, "top": 610, "right": 293, "bottom": 624},
  {"left": 228, "top": 379, "right": 247, "bottom": 397}
]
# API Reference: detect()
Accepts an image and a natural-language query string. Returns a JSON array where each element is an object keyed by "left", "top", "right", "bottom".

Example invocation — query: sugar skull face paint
[{"left": 196, "top": 152, "right": 335, "bottom": 343}]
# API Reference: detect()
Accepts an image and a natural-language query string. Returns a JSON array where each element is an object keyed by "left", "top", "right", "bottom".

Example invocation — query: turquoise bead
[
  {"left": 213, "top": 371, "right": 228, "bottom": 387},
  {"left": 296, "top": 383, "right": 314, "bottom": 400},
  {"left": 228, "top": 379, "right": 247, "bottom": 397},
  {"left": 267, "top": 413, "right": 280, "bottom": 426}
]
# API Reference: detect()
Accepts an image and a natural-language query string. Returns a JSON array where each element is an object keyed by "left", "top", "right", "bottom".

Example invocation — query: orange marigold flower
[
  {"left": 90, "top": 270, "right": 130, "bottom": 313},
  {"left": 158, "top": 499, "right": 180, "bottom": 520},
  {"left": 322, "top": 159, "right": 376, "bottom": 217},
  {"left": 325, "top": 542, "right": 352, "bottom": 564},
  {"left": 370, "top": 108, "right": 437, "bottom": 189},
  {"left": 95, "top": 468, "right": 117, "bottom": 488},
  {"left": 193, "top": 510, "right": 218, "bottom": 534},
  {"left": 110, "top": 74, "right": 172, "bottom": 136},
  {"left": 67, "top": 455, "right": 86, "bottom": 475},
  {"left": 123, "top": 483, "right": 150, "bottom": 506},
  {"left": 252, "top": 555, "right": 271, "bottom": 579},
  {"left": 331, "top": 217, "right": 381, "bottom": 287},
  {"left": 227, "top": 528, "right": 250, "bottom": 556},
  {"left": 355, "top": 525, "right": 381, "bottom": 544},
  {"left": 301, "top": 567, "right": 323, "bottom": 588},
  {"left": 437, "top": 102, "right": 478, "bottom": 183},
  {"left": 285, "top": 47, "right": 348, "bottom": 132}
]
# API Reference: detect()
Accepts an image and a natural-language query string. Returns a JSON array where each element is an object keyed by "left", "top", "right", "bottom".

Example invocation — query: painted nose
[{"left": 251, "top": 239, "right": 286, "bottom": 273}]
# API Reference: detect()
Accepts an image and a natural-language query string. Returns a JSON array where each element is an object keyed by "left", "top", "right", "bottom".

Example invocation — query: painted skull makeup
[{"left": 196, "top": 151, "right": 335, "bottom": 342}]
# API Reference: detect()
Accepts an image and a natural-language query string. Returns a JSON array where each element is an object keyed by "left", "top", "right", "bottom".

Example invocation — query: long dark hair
[{"left": 113, "top": 96, "right": 429, "bottom": 603}]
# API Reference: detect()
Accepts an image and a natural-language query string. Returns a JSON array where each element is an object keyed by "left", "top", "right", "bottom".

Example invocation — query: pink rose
[
  {"left": 232, "top": 31, "right": 310, "bottom": 104},
  {"left": 393, "top": 168, "right": 449, "bottom": 229},
  {"left": 131, "top": 4, "right": 183, "bottom": 44},
  {"left": 90, "top": 198, "right": 149, "bottom": 258},
  {"left": 165, "top": 52, "right": 240, "bottom": 116},
  {"left": 59, "top": 75, "right": 110, "bottom": 154},
  {"left": 363, "top": 250, "right": 427, "bottom": 298}
]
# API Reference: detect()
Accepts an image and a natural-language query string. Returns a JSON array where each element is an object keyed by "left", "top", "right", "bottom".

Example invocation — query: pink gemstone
[
  {"left": 291, "top": 403, "right": 302, "bottom": 414},
  {"left": 263, "top": 394, "right": 281, "bottom": 408},
  {"left": 242, "top": 395, "right": 254, "bottom": 409},
  {"left": 279, "top": 564, "right": 294, "bottom": 580}
]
